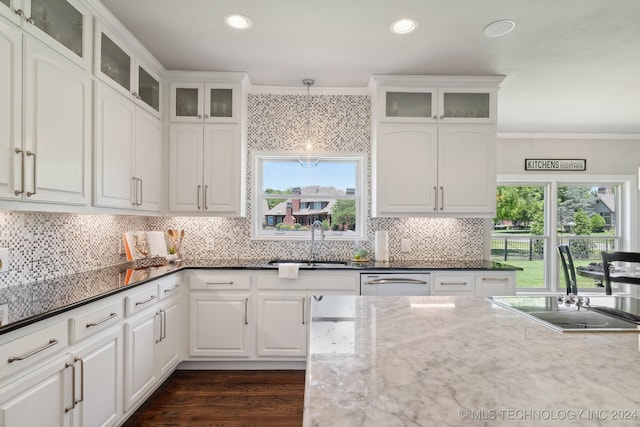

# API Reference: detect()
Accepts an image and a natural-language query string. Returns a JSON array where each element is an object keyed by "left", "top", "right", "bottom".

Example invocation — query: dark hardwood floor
[{"left": 122, "top": 370, "right": 306, "bottom": 427}]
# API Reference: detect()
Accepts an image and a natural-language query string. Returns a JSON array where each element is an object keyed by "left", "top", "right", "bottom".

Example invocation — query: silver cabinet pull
[
  {"left": 138, "top": 177, "right": 143, "bottom": 206},
  {"left": 440, "top": 281, "right": 469, "bottom": 286},
  {"left": 8, "top": 338, "right": 59, "bottom": 363},
  {"left": 14, "top": 148, "right": 25, "bottom": 196},
  {"left": 206, "top": 281, "right": 234, "bottom": 285},
  {"left": 481, "top": 277, "right": 509, "bottom": 282},
  {"left": 244, "top": 298, "right": 249, "bottom": 325},
  {"left": 439, "top": 186, "right": 444, "bottom": 211},
  {"left": 433, "top": 186, "right": 437, "bottom": 211},
  {"left": 134, "top": 295, "right": 157, "bottom": 306},
  {"left": 204, "top": 184, "right": 208, "bottom": 210},
  {"left": 74, "top": 357, "right": 84, "bottom": 406},
  {"left": 302, "top": 297, "right": 306, "bottom": 325},
  {"left": 197, "top": 184, "right": 201, "bottom": 209},
  {"left": 155, "top": 311, "right": 162, "bottom": 343},
  {"left": 26, "top": 16, "right": 34, "bottom": 24},
  {"left": 163, "top": 284, "right": 180, "bottom": 293},
  {"left": 26, "top": 150, "right": 36, "bottom": 196},
  {"left": 64, "top": 361, "right": 76, "bottom": 412},
  {"left": 364, "top": 278, "right": 428, "bottom": 285},
  {"left": 131, "top": 177, "right": 138, "bottom": 206},
  {"left": 14, "top": 8, "right": 24, "bottom": 17},
  {"left": 161, "top": 310, "right": 167, "bottom": 341},
  {"left": 86, "top": 312, "right": 118, "bottom": 328}
]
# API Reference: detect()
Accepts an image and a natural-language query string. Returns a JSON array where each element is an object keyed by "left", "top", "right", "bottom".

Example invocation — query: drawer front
[
  {"left": 189, "top": 273, "right": 251, "bottom": 291},
  {"left": 0, "top": 321, "right": 68, "bottom": 378},
  {"left": 432, "top": 275, "right": 475, "bottom": 294},
  {"left": 69, "top": 299, "right": 123, "bottom": 344},
  {"left": 475, "top": 273, "right": 516, "bottom": 296},
  {"left": 158, "top": 275, "right": 182, "bottom": 301},
  {"left": 125, "top": 284, "right": 159, "bottom": 316},
  {"left": 257, "top": 272, "right": 359, "bottom": 292}
]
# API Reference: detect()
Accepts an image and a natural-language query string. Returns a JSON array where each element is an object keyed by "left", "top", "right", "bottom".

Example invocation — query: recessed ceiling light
[
  {"left": 483, "top": 20, "right": 515, "bottom": 37},
  {"left": 390, "top": 18, "right": 419, "bottom": 35},
  {"left": 224, "top": 14, "right": 253, "bottom": 30}
]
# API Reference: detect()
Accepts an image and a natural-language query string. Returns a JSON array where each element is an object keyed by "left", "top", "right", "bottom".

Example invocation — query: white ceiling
[{"left": 100, "top": 0, "right": 640, "bottom": 134}]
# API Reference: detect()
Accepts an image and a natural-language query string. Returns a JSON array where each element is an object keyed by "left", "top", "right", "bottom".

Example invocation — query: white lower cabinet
[
  {"left": 0, "top": 353, "right": 72, "bottom": 427},
  {"left": 257, "top": 293, "right": 307, "bottom": 358},
  {"left": 0, "top": 328, "right": 121, "bottom": 427},
  {"left": 475, "top": 272, "right": 516, "bottom": 296},
  {"left": 431, "top": 271, "right": 516, "bottom": 296},
  {"left": 189, "top": 293, "right": 252, "bottom": 358},
  {"left": 123, "top": 278, "right": 180, "bottom": 412},
  {"left": 71, "top": 329, "right": 122, "bottom": 427}
]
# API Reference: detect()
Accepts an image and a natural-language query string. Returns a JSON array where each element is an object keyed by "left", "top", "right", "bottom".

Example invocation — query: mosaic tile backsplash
[{"left": 0, "top": 93, "right": 483, "bottom": 289}]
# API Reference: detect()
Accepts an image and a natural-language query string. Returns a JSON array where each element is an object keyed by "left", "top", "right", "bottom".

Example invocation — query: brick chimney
[{"left": 283, "top": 202, "right": 295, "bottom": 225}]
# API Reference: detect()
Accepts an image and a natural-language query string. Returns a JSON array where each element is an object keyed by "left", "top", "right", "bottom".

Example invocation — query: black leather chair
[
  {"left": 557, "top": 245, "right": 578, "bottom": 294},
  {"left": 601, "top": 251, "right": 640, "bottom": 295}
]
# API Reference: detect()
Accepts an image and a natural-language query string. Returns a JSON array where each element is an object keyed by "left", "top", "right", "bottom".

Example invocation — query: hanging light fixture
[{"left": 298, "top": 79, "right": 320, "bottom": 168}]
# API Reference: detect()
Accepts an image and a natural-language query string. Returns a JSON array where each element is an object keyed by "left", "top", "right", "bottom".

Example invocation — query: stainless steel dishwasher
[{"left": 360, "top": 272, "right": 430, "bottom": 296}]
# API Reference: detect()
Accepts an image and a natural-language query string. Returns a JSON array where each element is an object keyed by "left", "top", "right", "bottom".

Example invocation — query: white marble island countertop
[{"left": 303, "top": 296, "right": 640, "bottom": 427}]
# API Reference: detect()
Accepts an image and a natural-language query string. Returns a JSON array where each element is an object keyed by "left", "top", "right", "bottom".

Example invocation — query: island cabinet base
[{"left": 303, "top": 295, "right": 640, "bottom": 427}]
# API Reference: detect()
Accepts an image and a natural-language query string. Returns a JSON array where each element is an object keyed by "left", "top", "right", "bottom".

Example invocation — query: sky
[{"left": 263, "top": 159, "right": 356, "bottom": 192}]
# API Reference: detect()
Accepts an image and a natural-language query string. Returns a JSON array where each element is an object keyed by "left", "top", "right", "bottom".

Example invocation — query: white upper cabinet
[
  {"left": 371, "top": 75, "right": 504, "bottom": 217},
  {"left": 95, "top": 21, "right": 161, "bottom": 118},
  {"left": 374, "top": 76, "right": 501, "bottom": 124},
  {"left": 94, "top": 81, "right": 162, "bottom": 212},
  {"left": 169, "top": 82, "right": 240, "bottom": 123},
  {"left": 1, "top": 0, "right": 92, "bottom": 70},
  {"left": 20, "top": 35, "right": 91, "bottom": 205},
  {"left": 0, "top": 16, "right": 21, "bottom": 200}
]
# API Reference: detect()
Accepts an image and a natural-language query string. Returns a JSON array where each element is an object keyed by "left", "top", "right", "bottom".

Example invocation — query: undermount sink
[{"left": 266, "top": 259, "right": 350, "bottom": 268}]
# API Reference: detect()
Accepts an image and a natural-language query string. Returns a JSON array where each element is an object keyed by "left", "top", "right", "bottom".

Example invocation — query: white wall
[{"left": 496, "top": 135, "right": 640, "bottom": 249}]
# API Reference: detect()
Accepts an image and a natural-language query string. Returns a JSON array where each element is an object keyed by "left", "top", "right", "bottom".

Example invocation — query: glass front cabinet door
[
  {"left": 95, "top": 22, "right": 161, "bottom": 117},
  {"left": 379, "top": 86, "right": 496, "bottom": 124},
  {"left": 7, "top": 0, "right": 92, "bottom": 69},
  {"left": 170, "top": 82, "right": 239, "bottom": 123}
]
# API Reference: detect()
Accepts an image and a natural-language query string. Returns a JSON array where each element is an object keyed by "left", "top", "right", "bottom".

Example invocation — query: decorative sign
[{"left": 525, "top": 159, "right": 586, "bottom": 171}]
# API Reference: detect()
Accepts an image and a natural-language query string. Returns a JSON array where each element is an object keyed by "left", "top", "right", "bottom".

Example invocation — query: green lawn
[{"left": 496, "top": 258, "right": 605, "bottom": 289}]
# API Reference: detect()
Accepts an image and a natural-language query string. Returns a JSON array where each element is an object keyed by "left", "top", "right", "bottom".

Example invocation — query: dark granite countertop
[{"left": 0, "top": 258, "right": 520, "bottom": 336}]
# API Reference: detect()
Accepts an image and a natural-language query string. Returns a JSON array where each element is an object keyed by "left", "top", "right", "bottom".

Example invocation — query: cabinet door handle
[
  {"left": 481, "top": 277, "right": 509, "bottom": 282},
  {"left": 8, "top": 338, "right": 59, "bottom": 363},
  {"left": 302, "top": 297, "right": 306, "bottom": 325},
  {"left": 64, "top": 361, "right": 76, "bottom": 412},
  {"left": 131, "top": 177, "right": 138, "bottom": 206},
  {"left": 206, "top": 281, "right": 234, "bottom": 285},
  {"left": 440, "top": 281, "right": 468, "bottom": 286},
  {"left": 14, "top": 8, "right": 24, "bottom": 17},
  {"left": 86, "top": 312, "right": 118, "bottom": 328},
  {"left": 204, "top": 185, "right": 208, "bottom": 210},
  {"left": 26, "top": 16, "right": 34, "bottom": 24},
  {"left": 197, "top": 185, "right": 201, "bottom": 209},
  {"left": 135, "top": 295, "right": 157, "bottom": 306},
  {"left": 161, "top": 310, "right": 167, "bottom": 341},
  {"left": 244, "top": 298, "right": 249, "bottom": 325},
  {"left": 433, "top": 186, "right": 437, "bottom": 211},
  {"left": 439, "top": 186, "right": 444, "bottom": 211},
  {"left": 164, "top": 283, "right": 180, "bottom": 293},
  {"left": 155, "top": 310, "right": 162, "bottom": 343},
  {"left": 26, "top": 151, "right": 36, "bottom": 197},
  {"left": 74, "top": 357, "right": 84, "bottom": 406},
  {"left": 14, "top": 148, "right": 25, "bottom": 196},
  {"left": 138, "top": 177, "right": 143, "bottom": 205}
]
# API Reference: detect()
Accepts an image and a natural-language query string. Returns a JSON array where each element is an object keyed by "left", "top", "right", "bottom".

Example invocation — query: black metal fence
[{"left": 491, "top": 236, "right": 618, "bottom": 261}]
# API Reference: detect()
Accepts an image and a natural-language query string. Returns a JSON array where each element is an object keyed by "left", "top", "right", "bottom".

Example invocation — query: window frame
[
  {"left": 496, "top": 173, "right": 636, "bottom": 294},
  {"left": 252, "top": 152, "right": 367, "bottom": 241}
]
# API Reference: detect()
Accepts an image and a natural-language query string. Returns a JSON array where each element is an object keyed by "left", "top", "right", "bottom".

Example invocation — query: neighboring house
[
  {"left": 263, "top": 186, "right": 344, "bottom": 229},
  {"left": 594, "top": 192, "right": 615, "bottom": 229}
]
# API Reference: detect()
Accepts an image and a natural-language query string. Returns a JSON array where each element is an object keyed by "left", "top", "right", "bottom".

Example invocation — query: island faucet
[{"left": 309, "top": 220, "right": 325, "bottom": 262}]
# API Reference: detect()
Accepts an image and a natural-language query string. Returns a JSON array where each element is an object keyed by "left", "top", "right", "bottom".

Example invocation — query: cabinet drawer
[
  {"left": 125, "top": 284, "right": 159, "bottom": 316},
  {"left": 189, "top": 273, "right": 251, "bottom": 291},
  {"left": 158, "top": 275, "right": 182, "bottom": 301},
  {"left": 257, "top": 272, "right": 358, "bottom": 292},
  {"left": 432, "top": 275, "right": 474, "bottom": 294},
  {"left": 69, "top": 299, "right": 123, "bottom": 344},
  {"left": 475, "top": 274, "right": 516, "bottom": 296},
  {"left": 0, "top": 321, "right": 68, "bottom": 378}
]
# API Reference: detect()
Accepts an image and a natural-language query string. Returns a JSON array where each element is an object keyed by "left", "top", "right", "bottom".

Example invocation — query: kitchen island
[{"left": 304, "top": 296, "right": 640, "bottom": 426}]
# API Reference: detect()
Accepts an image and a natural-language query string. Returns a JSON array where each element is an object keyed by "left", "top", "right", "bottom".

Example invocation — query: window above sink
[{"left": 252, "top": 152, "right": 366, "bottom": 241}]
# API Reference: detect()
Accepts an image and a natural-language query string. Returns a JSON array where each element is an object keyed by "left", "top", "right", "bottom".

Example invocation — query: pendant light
[{"left": 298, "top": 79, "right": 320, "bottom": 168}]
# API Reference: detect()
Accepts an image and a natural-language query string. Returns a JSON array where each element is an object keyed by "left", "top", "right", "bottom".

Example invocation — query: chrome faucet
[{"left": 309, "top": 220, "right": 325, "bottom": 262}]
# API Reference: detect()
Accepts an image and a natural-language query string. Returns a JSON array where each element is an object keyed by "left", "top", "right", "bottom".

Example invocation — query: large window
[
  {"left": 493, "top": 175, "right": 632, "bottom": 293},
  {"left": 253, "top": 153, "right": 366, "bottom": 240}
]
